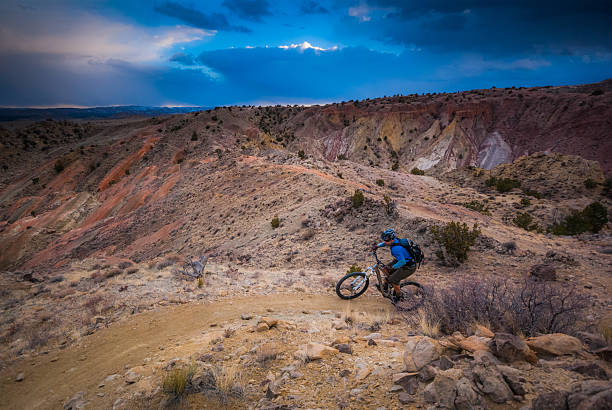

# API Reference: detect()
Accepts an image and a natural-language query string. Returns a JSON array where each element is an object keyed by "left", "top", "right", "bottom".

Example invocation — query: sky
[{"left": 0, "top": 0, "right": 610, "bottom": 107}]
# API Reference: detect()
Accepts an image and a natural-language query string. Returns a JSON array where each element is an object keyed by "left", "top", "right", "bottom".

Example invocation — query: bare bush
[
  {"left": 420, "top": 277, "right": 590, "bottom": 336},
  {"left": 256, "top": 343, "right": 278, "bottom": 364},
  {"left": 118, "top": 261, "right": 133, "bottom": 269}
]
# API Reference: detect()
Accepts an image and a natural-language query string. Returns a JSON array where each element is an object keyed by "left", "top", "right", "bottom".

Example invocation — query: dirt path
[{"left": 1, "top": 293, "right": 387, "bottom": 410}]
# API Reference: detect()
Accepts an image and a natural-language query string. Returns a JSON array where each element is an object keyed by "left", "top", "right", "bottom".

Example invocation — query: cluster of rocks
[{"left": 388, "top": 329, "right": 611, "bottom": 409}]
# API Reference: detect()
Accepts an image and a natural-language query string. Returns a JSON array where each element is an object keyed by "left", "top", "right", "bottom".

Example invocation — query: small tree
[
  {"left": 411, "top": 167, "right": 425, "bottom": 175},
  {"left": 351, "top": 189, "right": 365, "bottom": 208},
  {"left": 270, "top": 215, "right": 280, "bottom": 229},
  {"left": 298, "top": 150, "right": 305, "bottom": 159},
  {"left": 376, "top": 179, "right": 385, "bottom": 187},
  {"left": 513, "top": 212, "right": 539, "bottom": 231},
  {"left": 430, "top": 222, "right": 480, "bottom": 266}
]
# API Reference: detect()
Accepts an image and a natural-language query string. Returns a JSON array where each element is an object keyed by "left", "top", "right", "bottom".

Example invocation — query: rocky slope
[{"left": 0, "top": 80, "right": 611, "bottom": 409}]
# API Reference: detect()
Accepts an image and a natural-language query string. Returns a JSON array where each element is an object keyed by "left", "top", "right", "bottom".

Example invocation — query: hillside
[{"left": 0, "top": 80, "right": 611, "bottom": 409}]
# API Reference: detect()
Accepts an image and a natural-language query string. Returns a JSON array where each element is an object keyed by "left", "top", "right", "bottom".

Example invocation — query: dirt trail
[{"left": 1, "top": 293, "right": 386, "bottom": 410}]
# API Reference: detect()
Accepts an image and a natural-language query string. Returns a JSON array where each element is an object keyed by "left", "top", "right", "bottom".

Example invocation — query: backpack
[{"left": 391, "top": 238, "right": 425, "bottom": 267}]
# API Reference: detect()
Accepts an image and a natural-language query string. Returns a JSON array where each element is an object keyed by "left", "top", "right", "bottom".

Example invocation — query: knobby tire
[{"left": 336, "top": 272, "right": 369, "bottom": 300}]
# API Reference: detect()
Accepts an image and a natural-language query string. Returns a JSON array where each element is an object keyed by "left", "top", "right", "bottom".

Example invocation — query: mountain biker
[{"left": 371, "top": 228, "right": 416, "bottom": 301}]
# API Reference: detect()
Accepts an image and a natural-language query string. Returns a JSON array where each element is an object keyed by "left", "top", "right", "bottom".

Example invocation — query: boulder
[
  {"left": 305, "top": 343, "right": 338, "bottom": 360},
  {"left": 335, "top": 343, "right": 352, "bottom": 354},
  {"left": 64, "top": 392, "right": 87, "bottom": 410},
  {"left": 256, "top": 322, "right": 269, "bottom": 332},
  {"left": 531, "top": 391, "right": 569, "bottom": 410},
  {"left": 526, "top": 334, "right": 584, "bottom": 356},
  {"left": 489, "top": 333, "right": 538, "bottom": 364},
  {"left": 497, "top": 365, "right": 526, "bottom": 396},
  {"left": 418, "top": 365, "right": 437, "bottom": 382},
  {"left": 472, "top": 363, "right": 514, "bottom": 403},
  {"left": 474, "top": 350, "right": 501, "bottom": 365},
  {"left": 568, "top": 361, "right": 609, "bottom": 380},
  {"left": 403, "top": 336, "right": 444, "bottom": 372},
  {"left": 455, "top": 377, "right": 481, "bottom": 410},
  {"left": 448, "top": 333, "right": 491, "bottom": 352},
  {"left": 425, "top": 372, "right": 459, "bottom": 408},
  {"left": 332, "top": 336, "right": 350, "bottom": 345},
  {"left": 575, "top": 332, "right": 608, "bottom": 352},
  {"left": 474, "top": 325, "right": 495, "bottom": 338},
  {"left": 398, "top": 392, "right": 415, "bottom": 404},
  {"left": 530, "top": 264, "right": 557, "bottom": 281}
]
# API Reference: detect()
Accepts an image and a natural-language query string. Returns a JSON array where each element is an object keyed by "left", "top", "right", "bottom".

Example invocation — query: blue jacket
[{"left": 377, "top": 239, "right": 413, "bottom": 269}]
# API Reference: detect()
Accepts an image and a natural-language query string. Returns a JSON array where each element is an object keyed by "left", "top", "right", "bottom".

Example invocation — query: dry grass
[
  {"left": 417, "top": 309, "right": 440, "bottom": 338},
  {"left": 162, "top": 363, "right": 196, "bottom": 399},
  {"left": 255, "top": 342, "right": 278, "bottom": 364},
  {"left": 212, "top": 365, "right": 245, "bottom": 402},
  {"left": 342, "top": 303, "right": 356, "bottom": 327}
]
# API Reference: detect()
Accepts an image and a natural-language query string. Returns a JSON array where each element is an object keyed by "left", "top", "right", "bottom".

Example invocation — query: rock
[
  {"left": 364, "top": 332, "right": 382, "bottom": 340},
  {"left": 389, "top": 384, "right": 404, "bottom": 392},
  {"left": 531, "top": 391, "right": 569, "bottom": 410},
  {"left": 423, "top": 381, "right": 438, "bottom": 403},
  {"left": 429, "top": 372, "right": 459, "bottom": 408},
  {"left": 398, "top": 392, "right": 415, "bottom": 404},
  {"left": 15, "top": 373, "right": 24, "bottom": 382},
  {"left": 418, "top": 365, "right": 437, "bottom": 382},
  {"left": 594, "top": 346, "right": 612, "bottom": 362},
  {"left": 472, "top": 363, "right": 514, "bottom": 403},
  {"left": 474, "top": 350, "right": 501, "bottom": 365},
  {"left": 526, "top": 333, "right": 585, "bottom": 356},
  {"left": 497, "top": 365, "right": 526, "bottom": 396},
  {"left": 393, "top": 372, "right": 418, "bottom": 385},
  {"left": 575, "top": 332, "right": 609, "bottom": 351},
  {"left": 530, "top": 264, "right": 557, "bottom": 281},
  {"left": 335, "top": 343, "right": 352, "bottom": 354},
  {"left": 489, "top": 333, "right": 538, "bottom": 364},
  {"left": 305, "top": 343, "right": 338, "bottom": 360},
  {"left": 64, "top": 392, "right": 86, "bottom": 410},
  {"left": 125, "top": 371, "right": 140, "bottom": 384},
  {"left": 241, "top": 313, "right": 253, "bottom": 320},
  {"left": 403, "top": 336, "right": 444, "bottom": 372},
  {"left": 568, "top": 362, "right": 609, "bottom": 380},
  {"left": 475, "top": 324, "right": 495, "bottom": 338},
  {"left": 439, "top": 355, "right": 454, "bottom": 370},
  {"left": 368, "top": 338, "right": 377, "bottom": 346},
  {"left": 293, "top": 350, "right": 308, "bottom": 361},
  {"left": 457, "top": 335, "right": 491, "bottom": 352},
  {"left": 356, "top": 367, "right": 372, "bottom": 381},
  {"left": 349, "top": 388, "right": 362, "bottom": 397},
  {"left": 289, "top": 370, "right": 303, "bottom": 379},
  {"left": 256, "top": 322, "right": 270, "bottom": 332},
  {"left": 455, "top": 377, "right": 480, "bottom": 410},
  {"left": 211, "top": 344, "right": 224, "bottom": 352},
  {"left": 332, "top": 336, "right": 350, "bottom": 345},
  {"left": 331, "top": 320, "right": 347, "bottom": 330},
  {"left": 259, "top": 317, "right": 278, "bottom": 327},
  {"left": 376, "top": 339, "right": 397, "bottom": 347}
]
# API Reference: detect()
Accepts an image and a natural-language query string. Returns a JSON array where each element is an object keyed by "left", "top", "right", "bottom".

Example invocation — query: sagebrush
[{"left": 430, "top": 221, "right": 480, "bottom": 265}]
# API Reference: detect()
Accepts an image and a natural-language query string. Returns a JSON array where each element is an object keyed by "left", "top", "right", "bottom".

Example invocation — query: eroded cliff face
[{"left": 281, "top": 80, "right": 612, "bottom": 174}]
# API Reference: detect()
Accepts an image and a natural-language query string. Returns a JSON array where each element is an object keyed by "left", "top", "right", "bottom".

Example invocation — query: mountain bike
[{"left": 335, "top": 249, "right": 424, "bottom": 311}]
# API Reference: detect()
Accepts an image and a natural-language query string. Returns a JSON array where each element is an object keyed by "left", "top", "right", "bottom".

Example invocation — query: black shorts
[{"left": 388, "top": 263, "right": 416, "bottom": 284}]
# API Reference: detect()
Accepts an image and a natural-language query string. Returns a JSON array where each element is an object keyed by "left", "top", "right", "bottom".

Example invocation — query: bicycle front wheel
[
  {"left": 393, "top": 281, "right": 425, "bottom": 311},
  {"left": 336, "top": 272, "right": 369, "bottom": 300}
]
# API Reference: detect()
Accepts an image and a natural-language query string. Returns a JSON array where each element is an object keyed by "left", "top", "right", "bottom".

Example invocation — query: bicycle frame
[{"left": 352, "top": 250, "right": 387, "bottom": 295}]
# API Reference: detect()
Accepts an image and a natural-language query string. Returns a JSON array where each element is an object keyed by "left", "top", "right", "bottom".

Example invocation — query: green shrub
[
  {"left": 31, "top": 177, "right": 39, "bottom": 184},
  {"left": 337, "top": 172, "right": 343, "bottom": 179},
  {"left": 430, "top": 222, "right": 480, "bottom": 265},
  {"left": 520, "top": 197, "right": 531, "bottom": 208},
  {"left": 191, "top": 131, "right": 198, "bottom": 141},
  {"left": 462, "top": 200, "right": 491, "bottom": 216},
  {"left": 346, "top": 264, "right": 363, "bottom": 274},
  {"left": 298, "top": 150, "right": 305, "bottom": 159},
  {"left": 522, "top": 188, "right": 542, "bottom": 199},
  {"left": 392, "top": 162, "right": 400, "bottom": 171},
  {"left": 351, "top": 189, "right": 364, "bottom": 208},
  {"left": 411, "top": 167, "right": 425, "bottom": 175},
  {"left": 376, "top": 179, "right": 385, "bottom": 186},
  {"left": 163, "top": 364, "right": 196, "bottom": 399},
  {"left": 550, "top": 202, "right": 608, "bottom": 235},
  {"left": 485, "top": 176, "right": 497, "bottom": 187},
  {"left": 495, "top": 178, "right": 520, "bottom": 193},
  {"left": 54, "top": 160, "right": 64, "bottom": 174},
  {"left": 513, "top": 212, "right": 540, "bottom": 231},
  {"left": 270, "top": 215, "right": 280, "bottom": 229},
  {"left": 337, "top": 154, "right": 347, "bottom": 160},
  {"left": 584, "top": 179, "right": 597, "bottom": 189},
  {"left": 197, "top": 277, "right": 203, "bottom": 288}
]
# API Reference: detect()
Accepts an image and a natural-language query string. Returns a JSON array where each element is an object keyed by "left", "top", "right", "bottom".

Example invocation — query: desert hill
[{"left": 0, "top": 80, "right": 611, "bottom": 409}]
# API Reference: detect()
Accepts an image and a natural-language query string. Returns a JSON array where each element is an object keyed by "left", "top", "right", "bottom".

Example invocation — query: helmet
[{"left": 381, "top": 228, "right": 396, "bottom": 241}]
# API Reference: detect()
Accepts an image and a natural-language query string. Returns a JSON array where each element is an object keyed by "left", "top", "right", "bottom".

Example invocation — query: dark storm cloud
[
  {"left": 300, "top": 1, "right": 329, "bottom": 15},
  {"left": 222, "top": 0, "right": 271, "bottom": 22},
  {"left": 169, "top": 52, "right": 196, "bottom": 65},
  {"left": 154, "top": 1, "right": 250, "bottom": 32},
  {"left": 348, "top": 0, "right": 612, "bottom": 55}
]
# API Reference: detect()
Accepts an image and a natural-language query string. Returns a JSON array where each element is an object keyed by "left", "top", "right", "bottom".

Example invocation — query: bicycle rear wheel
[
  {"left": 336, "top": 272, "right": 369, "bottom": 300},
  {"left": 393, "top": 281, "right": 425, "bottom": 311}
]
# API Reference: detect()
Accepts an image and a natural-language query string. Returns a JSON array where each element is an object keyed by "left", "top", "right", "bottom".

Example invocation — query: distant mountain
[{"left": 0, "top": 105, "right": 210, "bottom": 121}]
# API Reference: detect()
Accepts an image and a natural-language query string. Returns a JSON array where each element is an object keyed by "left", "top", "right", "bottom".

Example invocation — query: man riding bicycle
[{"left": 371, "top": 228, "right": 416, "bottom": 301}]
